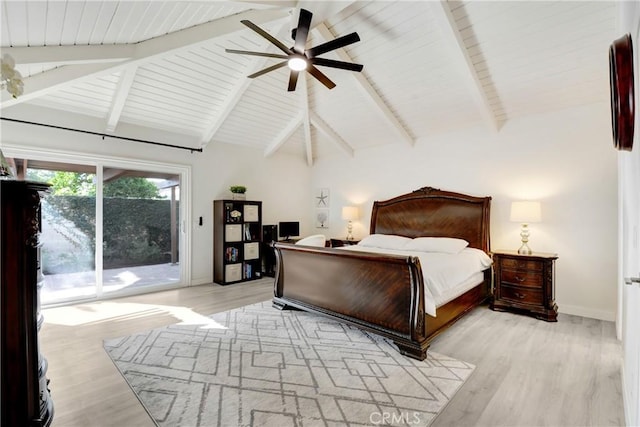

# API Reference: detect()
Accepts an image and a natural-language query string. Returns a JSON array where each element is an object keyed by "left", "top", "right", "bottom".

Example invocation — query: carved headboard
[{"left": 370, "top": 187, "right": 491, "bottom": 252}]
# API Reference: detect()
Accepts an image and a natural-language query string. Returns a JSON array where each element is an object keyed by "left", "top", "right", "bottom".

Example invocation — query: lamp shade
[
  {"left": 341, "top": 206, "right": 359, "bottom": 221},
  {"left": 510, "top": 201, "right": 541, "bottom": 223}
]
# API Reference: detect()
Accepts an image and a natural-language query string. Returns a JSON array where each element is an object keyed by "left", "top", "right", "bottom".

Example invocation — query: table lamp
[
  {"left": 510, "top": 201, "right": 541, "bottom": 255},
  {"left": 341, "top": 206, "right": 359, "bottom": 240}
]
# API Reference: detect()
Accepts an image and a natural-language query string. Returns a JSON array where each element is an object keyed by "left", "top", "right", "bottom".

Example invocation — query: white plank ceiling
[{"left": 0, "top": 1, "right": 618, "bottom": 165}]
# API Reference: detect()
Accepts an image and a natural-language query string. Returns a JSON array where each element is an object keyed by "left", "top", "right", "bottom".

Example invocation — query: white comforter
[{"left": 338, "top": 245, "right": 492, "bottom": 316}]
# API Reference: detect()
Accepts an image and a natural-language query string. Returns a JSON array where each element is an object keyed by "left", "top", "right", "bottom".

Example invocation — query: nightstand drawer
[
  {"left": 500, "top": 258, "right": 543, "bottom": 271},
  {"left": 491, "top": 251, "right": 558, "bottom": 321},
  {"left": 500, "top": 269, "right": 542, "bottom": 288},
  {"left": 500, "top": 284, "right": 543, "bottom": 305}
]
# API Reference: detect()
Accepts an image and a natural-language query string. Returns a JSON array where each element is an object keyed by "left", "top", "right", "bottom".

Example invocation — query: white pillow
[
  {"left": 404, "top": 237, "right": 469, "bottom": 254},
  {"left": 357, "top": 234, "right": 412, "bottom": 250},
  {"left": 295, "top": 234, "right": 326, "bottom": 247}
]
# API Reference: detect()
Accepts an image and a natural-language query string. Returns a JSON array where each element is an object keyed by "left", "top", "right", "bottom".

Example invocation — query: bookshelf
[{"left": 213, "top": 200, "right": 262, "bottom": 285}]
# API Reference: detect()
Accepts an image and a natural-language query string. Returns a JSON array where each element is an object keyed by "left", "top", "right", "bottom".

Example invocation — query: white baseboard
[
  {"left": 558, "top": 303, "right": 616, "bottom": 321},
  {"left": 190, "top": 276, "right": 212, "bottom": 286}
]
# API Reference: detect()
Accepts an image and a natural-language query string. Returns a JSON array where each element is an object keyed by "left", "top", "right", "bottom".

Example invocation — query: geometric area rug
[{"left": 103, "top": 301, "right": 474, "bottom": 427}]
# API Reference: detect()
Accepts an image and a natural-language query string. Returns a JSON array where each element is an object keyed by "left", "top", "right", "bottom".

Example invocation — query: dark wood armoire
[{"left": 1, "top": 180, "right": 54, "bottom": 426}]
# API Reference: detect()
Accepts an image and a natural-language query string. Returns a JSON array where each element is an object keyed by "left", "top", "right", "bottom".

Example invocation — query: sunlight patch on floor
[{"left": 43, "top": 301, "right": 228, "bottom": 330}]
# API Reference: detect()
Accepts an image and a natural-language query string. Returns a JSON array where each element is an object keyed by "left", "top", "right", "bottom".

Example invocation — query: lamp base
[
  {"left": 346, "top": 221, "right": 354, "bottom": 240},
  {"left": 517, "top": 243, "right": 532, "bottom": 255},
  {"left": 517, "top": 223, "right": 532, "bottom": 254}
]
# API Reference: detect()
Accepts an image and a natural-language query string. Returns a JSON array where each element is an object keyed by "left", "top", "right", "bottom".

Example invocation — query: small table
[
  {"left": 490, "top": 250, "right": 558, "bottom": 321},
  {"left": 330, "top": 238, "right": 360, "bottom": 248}
]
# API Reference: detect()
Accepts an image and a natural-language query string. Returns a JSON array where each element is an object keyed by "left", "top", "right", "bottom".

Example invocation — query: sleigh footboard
[{"left": 272, "top": 242, "right": 429, "bottom": 360}]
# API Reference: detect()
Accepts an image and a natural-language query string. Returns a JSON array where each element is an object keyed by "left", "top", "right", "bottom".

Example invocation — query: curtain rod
[{"left": 0, "top": 117, "right": 203, "bottom": 153}]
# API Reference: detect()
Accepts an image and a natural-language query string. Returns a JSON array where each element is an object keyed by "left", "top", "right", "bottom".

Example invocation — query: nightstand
[
  {"left": 490, "top": 250, "right": 558, "bottom": 321},
  {"left": 330, "top": 238, "right": 360, "bottom": 248}
]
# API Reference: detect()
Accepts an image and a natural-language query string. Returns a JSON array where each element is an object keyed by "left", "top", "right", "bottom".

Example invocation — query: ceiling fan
[{"left": 225, "top": 8, "right": 363, "bottom": 91}]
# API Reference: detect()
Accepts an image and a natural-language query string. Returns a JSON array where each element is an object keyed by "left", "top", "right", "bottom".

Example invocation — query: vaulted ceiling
[{"left": 0, "top": 1, "right": 617, "bottom": 165}]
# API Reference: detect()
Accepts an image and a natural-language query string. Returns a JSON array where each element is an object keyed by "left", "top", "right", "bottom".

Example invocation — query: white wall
[
  {"left": 1, "top": 100, "right": 618, "bottom": 319},
  {"left": 0, "top": 105, "right": 313, "bottom": 286},
  {"left": 310, "top": 102, "right": 618, "bottom": 320},
  {"left": 189, "top": 142, "right": 311, "bottom": 284}
]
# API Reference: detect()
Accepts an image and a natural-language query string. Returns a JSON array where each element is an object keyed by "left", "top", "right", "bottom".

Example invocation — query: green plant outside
[{"left": 42, "top": 196, "right": 179, "bottom": 273}]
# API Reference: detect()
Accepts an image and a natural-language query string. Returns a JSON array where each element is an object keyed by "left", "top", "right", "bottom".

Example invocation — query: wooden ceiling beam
[
  {"left": 264, "top": 113, "right": 303, "bottom": 157},
  {"left": 297, "top": 2, "right": 357, "bottom": 29},
  {"left": 105, "top": 65, "right": 138, "bottom": 133},
  {"left": 3, "top": 44, "right": 135, "bottom": 65},
  {"left": 314, "top": 23, "right": 414, "bottom": 146},
  {"left": 300, "top": 73, "right": 314, "bottom": 166},
  {"left": 102, "top": 168, "right": 127, "bottom": 182},
  {"left": 310, "top": 111, "right": 354, "bottom": 158},
  {"left": 16, "top": 158, "right": 27, "bottom": 180},
  {"left": 427, "top": 1, "right": 499, "bottom": 132},
  {"left": 230, "top": 0, "right": 296, "bottom": 7},
  {"left": 200, "top": 23, "right": 289, "bottom": 147},
  {"left": 1, "top": 62, "right": 121, "bottom": 108},
  {"left": 1, "top": 8, "right": 289, "bottom": 108},
  {"left": 199, "top": 67, "right": 254, "bottom": 147}
]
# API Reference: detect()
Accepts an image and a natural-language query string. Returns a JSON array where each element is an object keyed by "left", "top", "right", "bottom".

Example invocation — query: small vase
[{"left": 232, "top": 193, "right": 246, "bottom": 200}]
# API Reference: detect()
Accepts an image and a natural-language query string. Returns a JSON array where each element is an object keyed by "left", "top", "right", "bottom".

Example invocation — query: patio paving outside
[{"left": 41, "top": 262, "right": 181, "bottom": 305}]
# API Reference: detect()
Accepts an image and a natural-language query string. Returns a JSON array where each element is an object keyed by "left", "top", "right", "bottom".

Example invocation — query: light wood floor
[{"left": 40, "top": 280, "right": 624, "bottom": 426}]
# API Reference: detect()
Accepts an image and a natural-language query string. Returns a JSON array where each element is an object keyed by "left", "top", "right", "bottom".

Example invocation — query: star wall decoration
[{"left": 315, "top": 188, "right": 329, "bottom": 207}]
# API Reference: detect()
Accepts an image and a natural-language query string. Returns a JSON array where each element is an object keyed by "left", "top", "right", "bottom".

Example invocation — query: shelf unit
[{"left": 213, "top": 200, "right": 262, "bottom": 285}]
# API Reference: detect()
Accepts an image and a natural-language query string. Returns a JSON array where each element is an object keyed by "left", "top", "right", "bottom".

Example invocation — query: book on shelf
[{"left": 225, "top": 247, "right": 239, "bottom": 262}]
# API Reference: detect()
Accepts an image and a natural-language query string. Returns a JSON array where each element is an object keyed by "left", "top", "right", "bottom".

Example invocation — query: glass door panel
[
  {"left": 101, "top": 167, "right": 180, "bottom": 295},
  {"left": 9, "top": 155, "right": 185, "bottom": 305},
  {"left": 23, "top": 160, "right": 97, "bottom": 304}
]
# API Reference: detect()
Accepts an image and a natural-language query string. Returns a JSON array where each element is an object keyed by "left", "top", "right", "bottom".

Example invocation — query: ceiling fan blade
[
  {"left": 240, "top": 20, "right": 292, "bottom": 54},
  {"left": 311, "top": 57, "right": 363, "bottom": 72},
  {"left": 293, "top": 9, "right": 312, "bottom": 54},
  {"left": 225, "top": 49, "right": 289, "bottom": 60},
  {"left": 307, "top": 65, "right": 336, "bottom": 90},
  {"left": 288, "top": 71, "right": 300, "bottom": 92},
  {"left": 247, "top": 61, "right": 288, "bottom": 78},
  {"left": 306, "top": 32, "right": 360, "bottom": 58}
]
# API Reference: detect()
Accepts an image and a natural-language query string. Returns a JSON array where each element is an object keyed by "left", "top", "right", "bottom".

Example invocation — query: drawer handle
[
  {"left": 514, "top": 292, "right": 526, "bottom": 299},
  {"left": 515, "top": 276, "right": 526, "bottom": 282}
]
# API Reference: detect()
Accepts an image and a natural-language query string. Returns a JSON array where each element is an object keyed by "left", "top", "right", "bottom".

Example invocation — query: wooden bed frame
[{"left": 272, "top": 187, "right": 492, "bottom": 360}]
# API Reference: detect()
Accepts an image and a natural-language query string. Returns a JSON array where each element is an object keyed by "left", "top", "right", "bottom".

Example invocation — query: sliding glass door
[
  {"left": 101, "top": 167, "right": 181, "bottom": 296},
  {"left": 25, "top": 160, "right": 98, "bottom": 303},
  {"left": 8, "top": 152, "right": 187, "bottom": 305}
]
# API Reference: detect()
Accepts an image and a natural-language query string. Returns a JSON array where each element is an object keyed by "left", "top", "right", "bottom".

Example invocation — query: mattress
[{"left": 339, "top": 246, "right": 492, "bottom": 317}]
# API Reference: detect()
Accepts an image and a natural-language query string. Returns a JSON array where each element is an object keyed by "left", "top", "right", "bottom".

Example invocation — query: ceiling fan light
[{"left": 288, "top": 56, "right": 308, "bottom": 71}]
